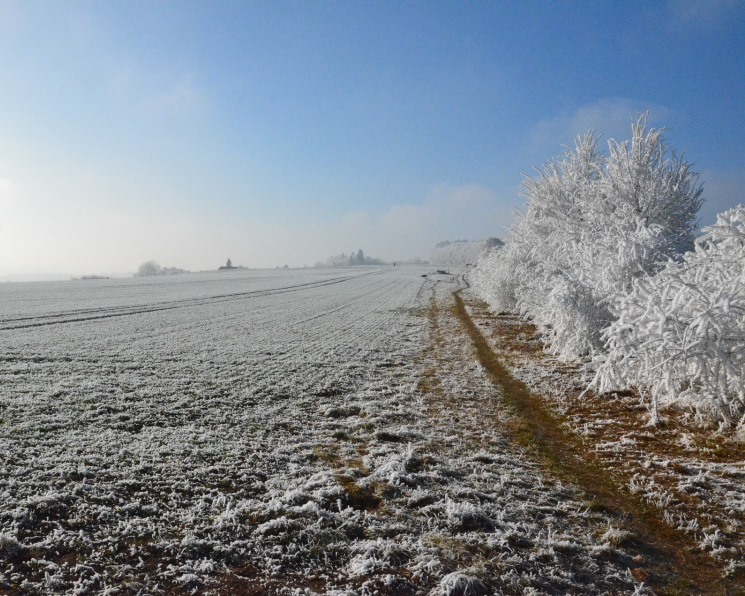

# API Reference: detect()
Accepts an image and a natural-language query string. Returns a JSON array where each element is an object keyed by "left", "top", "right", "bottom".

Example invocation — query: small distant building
[{"left": 218, "top": 258, "right": 236, "bottom": 271}]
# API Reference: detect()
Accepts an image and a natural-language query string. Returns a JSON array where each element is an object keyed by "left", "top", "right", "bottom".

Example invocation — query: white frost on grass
[
  {"left": 431, "top": 570, "right": 488, "bottom": 596},
  {"left": 0, "top": 269, "right": 644, "bottom": 594}
]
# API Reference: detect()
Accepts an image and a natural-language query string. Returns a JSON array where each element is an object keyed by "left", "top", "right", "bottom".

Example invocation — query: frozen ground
[{"left": 1, "top": 268, "right": 646, "bottom": 593}]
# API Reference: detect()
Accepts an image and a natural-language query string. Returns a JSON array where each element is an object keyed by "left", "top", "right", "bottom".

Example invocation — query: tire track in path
[{"left": 452, "top": 279, "right": 732, "bottom": 595}]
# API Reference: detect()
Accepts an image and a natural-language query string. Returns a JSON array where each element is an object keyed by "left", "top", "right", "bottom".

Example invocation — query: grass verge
[{"left": 452, "top": 287, "right": 732, "bottom": 595}]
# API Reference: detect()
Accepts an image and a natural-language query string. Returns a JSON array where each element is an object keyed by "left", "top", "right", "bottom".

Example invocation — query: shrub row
[{"left": 471, "top": 116, "right": 744, "bottom": 432}]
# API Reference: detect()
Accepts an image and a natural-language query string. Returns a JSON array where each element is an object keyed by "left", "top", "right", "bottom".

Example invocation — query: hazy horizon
[
  {"left": 0, "top": 258, "right": 417, "bottom": 283},
  {"left": 2, "top": 1, "right": 744, "bottom": 279}
]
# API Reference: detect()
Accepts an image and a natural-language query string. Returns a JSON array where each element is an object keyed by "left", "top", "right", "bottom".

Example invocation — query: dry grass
[{"left": 475, "top": 304, "right": 745, "bottom": 461}]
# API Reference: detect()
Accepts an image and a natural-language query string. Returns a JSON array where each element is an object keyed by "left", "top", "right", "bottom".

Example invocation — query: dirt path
[{"left": 389, "top": 276, "right": 646, "bottom": 594}]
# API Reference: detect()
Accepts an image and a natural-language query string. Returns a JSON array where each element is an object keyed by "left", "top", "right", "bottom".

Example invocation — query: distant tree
[{"left": 136, "top": 260, "right": 161, "bottom": 277}]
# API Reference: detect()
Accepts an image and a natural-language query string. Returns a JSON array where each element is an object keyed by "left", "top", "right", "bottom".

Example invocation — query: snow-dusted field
[{"left": 1, "top": 268, "right": 643, "bottom": 594}]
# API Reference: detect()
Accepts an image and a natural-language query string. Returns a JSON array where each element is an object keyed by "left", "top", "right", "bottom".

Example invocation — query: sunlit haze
[{"left": 1, "top": 0, "right": 744, "bottom": 279}]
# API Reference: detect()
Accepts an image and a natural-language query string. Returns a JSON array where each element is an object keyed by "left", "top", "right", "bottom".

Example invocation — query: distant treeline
[
  {"left": 316, "top": 249, "right": 386, "bottom": 267},
  {"left": 430, "top": 238, "right": 503, "bottom": 267}
]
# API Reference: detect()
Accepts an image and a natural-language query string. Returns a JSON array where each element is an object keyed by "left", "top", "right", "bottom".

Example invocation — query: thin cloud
[
  {"left": 59, "top": 5, "right": 207, "bottom": 119},
  {"left": 0, "top": 178, "right": 12, "bottom": 237},
  {"left": 145, "top": 73, "right": 206, "bottom": 117},
  {"left": 104, "top": 59, "right": 207, "bottom": 119},
  {"left": 666, "top": 0, "right": 745, "bottom": 31},
  {"left": 530, "top": 98, "right": 673, "bottom": 159}
]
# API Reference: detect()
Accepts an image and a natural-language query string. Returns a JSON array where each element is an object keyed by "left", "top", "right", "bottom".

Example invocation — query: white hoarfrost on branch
[
  {"left": 470, "top": 115, "right": 703, "bottom": 361},
  {"left": 593, "top": 206, "right": 745, "bottom": 431}
]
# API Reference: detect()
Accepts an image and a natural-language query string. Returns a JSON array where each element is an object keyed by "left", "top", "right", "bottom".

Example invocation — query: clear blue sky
[{"left": 1, "top": 0, "right": 744, "bottom": 277}]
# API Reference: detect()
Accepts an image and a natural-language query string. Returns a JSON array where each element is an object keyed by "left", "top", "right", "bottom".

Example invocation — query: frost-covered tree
[
  {"left": 512, "top": 131, "right": 609, "bottom": 358},
  {"left": 470, "top": 135, "right": 603, "bottom": 327},
  {"left": 593, "top": 206, "right": 745, "bottom": 431},
  {"left": 471, "top": 115, "right": 703, "bottom": 360},
  {"left": 604, "top": 119, "right": 701, "bottom": 257},
  {"left": 136, "top": 260, "right": 161, "bottom": 277}
]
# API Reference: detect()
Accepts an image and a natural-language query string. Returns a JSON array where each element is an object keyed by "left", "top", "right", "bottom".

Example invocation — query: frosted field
[{"left": 0, "top": 268, "right": 642, "bottom": 594}]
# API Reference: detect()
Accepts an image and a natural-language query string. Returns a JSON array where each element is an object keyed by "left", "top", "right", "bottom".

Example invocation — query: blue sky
[{"left": 1, "top": 0, "right": 744, "bottom": 277}]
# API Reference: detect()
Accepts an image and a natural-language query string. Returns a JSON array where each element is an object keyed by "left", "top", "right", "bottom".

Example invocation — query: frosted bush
[
  {"left": 472, "top": 115, "right": 702, "bottom": 360},
  {"left": 432, "top": 238, "right": 503, "bottom": 268},
  {"left": 593, "top": 206, "right": 745, "bottom": 430},
  {"left": 469, "top": 241, "right": 524, "bottom": 313}
]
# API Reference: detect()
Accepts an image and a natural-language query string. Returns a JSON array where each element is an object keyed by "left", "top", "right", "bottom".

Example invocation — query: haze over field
[{"left": 1, "top": 1, "right": 744, "bottom": 280}]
